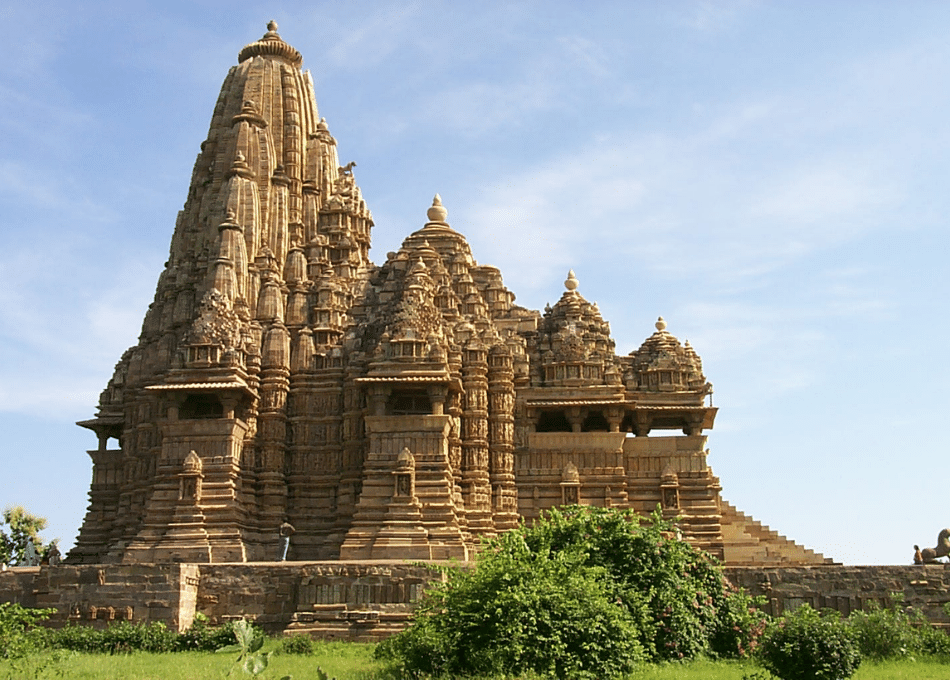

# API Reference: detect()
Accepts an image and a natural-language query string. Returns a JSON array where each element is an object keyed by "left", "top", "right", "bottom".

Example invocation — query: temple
[{"left": 69, "top": 23, "right": 830, "bottom": 566}]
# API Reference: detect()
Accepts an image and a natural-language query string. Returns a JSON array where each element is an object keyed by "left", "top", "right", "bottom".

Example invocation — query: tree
[{"left": 0, "top": 506, "right": 48, "bottom": 566}]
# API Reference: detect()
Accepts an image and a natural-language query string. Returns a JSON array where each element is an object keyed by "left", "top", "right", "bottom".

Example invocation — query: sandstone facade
[{"left": 69, "top": 23, "right": 828, "bottom": 566}]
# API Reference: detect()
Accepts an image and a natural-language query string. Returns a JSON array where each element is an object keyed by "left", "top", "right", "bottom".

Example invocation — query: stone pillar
[
  {"left": 488, "top": 346, "right": 518, "bottom": 530},
  {"left": 461, "top": 343, "right": 492, "bottom": 535}
]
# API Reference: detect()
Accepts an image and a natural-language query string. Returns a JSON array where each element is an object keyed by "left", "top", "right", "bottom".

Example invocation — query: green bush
[
  {"left": 46, "top": 615, "right": 239, "bottom": 654},
  {"left": 847, "top": 600, "right": 921, "bottom": 661},
  {"left": 278, "top": 634, "right": 315, "bottom": 655},
  {"left": 0, "top": 602, "right": 53, "bottom": 659},
  {"left": 518, "top": 505, "right": 742, "bottom": 661},
  {"left": 758, "top": 604, "right": 861, "bottom": 680},
  {"left": 917, "top": 625, "right": 950, "bottom": 658},
  {"left": 174, "top": 614, "right": 238, "bottom": 651},
  {"left": 48, "top": 620, "right": 177, "bottom": 654},
  {"left": 377, "top": 532, "right": 644, "bottom": 679},
  {"left": 710, "top": 586, "right": 770, "bottom": 659},
  {"left": 377, "top": 506, "right": 765, "bottom": 677}
]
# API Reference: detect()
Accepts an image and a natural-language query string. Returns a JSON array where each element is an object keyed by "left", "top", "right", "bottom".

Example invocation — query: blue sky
[{"left": 1, "top": 1, "right": 948, "bottom": 565}]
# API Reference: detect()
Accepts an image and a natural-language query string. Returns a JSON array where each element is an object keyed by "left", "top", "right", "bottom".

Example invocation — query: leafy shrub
[
  {"left": 278, "top": 634, "right": 315, "bottom": 655},
  {"left": 46, "top": 614, "right": 238, "bottom": 654},
  {"left": 917, "top": 625, "right": 950, "bottom": 658},
  {"left": 0, "top": 602, "right": 53, "bottom": 659},
  {"left": 174, "top": 613, "right": 238, "bottom": 651},
  {"left": 518, "top": 505, "right": 735, "bottom": 661},
  {"left": 377, "top": 533, "right": 644, "bottom": 679},
  {"left": 215, "top": 618, "right": 282, "bottom": 678},
  {"left": 710, "top": 586, "right": 770, "bottom": 659},
  {"left": 758, "top": 604, "right": 861, "bottom": 680},
  {"left": 378, "top": 505, "right": 764, "bottom": 677},
  {"left": 48, "top": 620, "right": 176, "bottom": 654},
  {"left": 847, "top": 599, "right": 921, "bottom": 660},
  {"left": 45, "top": 623, "right": 99, "bottom": 653}
]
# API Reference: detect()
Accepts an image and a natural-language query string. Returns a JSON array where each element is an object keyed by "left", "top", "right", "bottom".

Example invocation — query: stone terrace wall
[
  {"left": 0, "top": 564, "right": 198, "bottom": 631},
  {"left": 3, "top": 563, "right": 950, "bottom": 639},
  {"left": 198, "top": 562, "right": 440, "bottom": 641},
  {"left": 725, "top": 565, "right": 950, "bottom": 627}
]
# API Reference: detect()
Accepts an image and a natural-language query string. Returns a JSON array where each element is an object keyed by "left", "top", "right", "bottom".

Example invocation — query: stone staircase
[{"left": 719, "top": 500, "right": 836, "bottom": 565}]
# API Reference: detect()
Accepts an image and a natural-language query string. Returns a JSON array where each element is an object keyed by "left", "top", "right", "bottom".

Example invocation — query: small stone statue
[
  {"left": 915, "top": 529, "right": 950, "bottom": 564},
  {"left": 22, "top": 539, "right": 39, "bottom": 567},
  {"left": 47, "top": 543, "right": 61, "bottom": 566},
  {"left": 277, "top": 519, "right": 295, "bottom": 561}
]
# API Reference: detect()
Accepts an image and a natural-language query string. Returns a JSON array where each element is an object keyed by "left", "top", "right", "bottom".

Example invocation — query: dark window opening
[
  {"left": 582, "top": 411, "right": 610, "bottom": 432},
  {"left": 180, "top": 394, "right": 224, "bottom": 420},
  {"left": 388, "top": 390, "right": 431, "bottom": 415},
  {"left": 536, "top": 410, "right": 571, "bottom": 432}
]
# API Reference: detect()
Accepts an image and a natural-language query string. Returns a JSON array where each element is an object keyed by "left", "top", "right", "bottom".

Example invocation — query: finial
[
  {"left": 656, "top": 316, "right": 667, "bottom": 332},
  {"left": 427, "top": 194, "right": 448, "bottom": 223},
  {"left": 228, "top": 151, "right": 253, "bottom": 179},
  {"left": 239, "top": 19, "right": 302, "bottom": 67},
  {"left": 564, "top": 270, "right": 578, "bottom": 291}
]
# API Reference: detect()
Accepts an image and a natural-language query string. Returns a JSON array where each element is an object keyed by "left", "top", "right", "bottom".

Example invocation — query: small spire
[
  {"left": 655, "top": 316, "right": 667, "bottom": 332},
  {"left": 410, "top": 257, "right": 428, "bottom": 275},
  {"left": 564, "top": 270, "right": 579, "bottom": 291},
  {"left": 267, "top": 20, "right": 278, "bottom": 33},
  {"left": 427, "top": 194, "right": 448, "bottom": 223}
]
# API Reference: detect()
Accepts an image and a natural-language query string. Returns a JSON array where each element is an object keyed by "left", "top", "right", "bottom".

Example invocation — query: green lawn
[
  {"left": 632, "top": 658, "right": 950, "bottom": 679},
  {"left": 2, "top": 645, "right": 949, "bottom": 679},
  {"left": 0, "top": 639, "right": 381, "bottom": 680}
]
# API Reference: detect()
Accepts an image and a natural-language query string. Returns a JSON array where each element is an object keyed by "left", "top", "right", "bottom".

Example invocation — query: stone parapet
[
  {"left": 5, "top": 563, "right": 949, "bottom": 639},
  {"left": 197, "top": 562, "right": 440, "bottom": 640},
  {"left": 725, "top": 565, "right": 950, "bottom": 628},
  {"left": 0, "top": 564, "right": 198, "bottom": 631}
]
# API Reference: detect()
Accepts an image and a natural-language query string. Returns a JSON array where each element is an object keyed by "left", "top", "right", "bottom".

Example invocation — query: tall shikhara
[{"left": 71, "top": 23, "right": 831, "bottom": 566}]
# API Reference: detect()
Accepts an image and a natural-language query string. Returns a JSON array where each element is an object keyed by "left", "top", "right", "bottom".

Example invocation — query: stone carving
[
  {"left": 914, "top": 529, "right": 950, "bottom": 564},
  {"left": 46, "top": 543, "right": 61, "bottom": 566},
  {"left": 22, "top": 539, "right": 39, "bottom": 567},
  {"left": 68, "top": 22, "right": 830, "bottom": 568}
]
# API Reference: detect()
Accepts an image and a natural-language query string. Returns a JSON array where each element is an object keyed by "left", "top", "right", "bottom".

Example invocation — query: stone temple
[{"left": 69, "top": 23, "right": 829, "bottom": 567}]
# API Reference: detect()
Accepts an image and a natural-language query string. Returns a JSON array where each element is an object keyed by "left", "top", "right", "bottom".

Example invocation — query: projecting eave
[
  {"left": 354, "top": 375, "right": 449, "bottom": 383},
  {"left": 144, "top": 379, "right": 256, "bottom": 399},
  {"left": 76, "top": 414, "right": 124, "bottom": 432},
  {"left": 636, "top": 405, "right": 718, "bottom": 432}
]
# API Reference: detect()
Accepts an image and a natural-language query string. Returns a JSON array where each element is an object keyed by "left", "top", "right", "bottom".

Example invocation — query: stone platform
[{"left": 2, "top": 562, "right": 949, "bottom": 639}]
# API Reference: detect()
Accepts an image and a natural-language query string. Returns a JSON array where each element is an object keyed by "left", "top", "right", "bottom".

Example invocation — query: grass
[
  {"left": 0, "top": 638, "right": 383, "bottom": 680},
  {"left": 631, "top": 658, "right": 950, "bottom": 679},
  {"left": 1, "top": 643, "right": 949, "bottom": 679}
]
